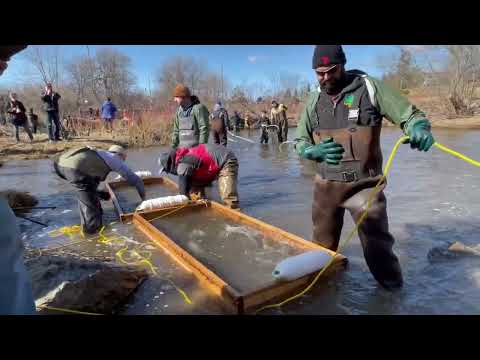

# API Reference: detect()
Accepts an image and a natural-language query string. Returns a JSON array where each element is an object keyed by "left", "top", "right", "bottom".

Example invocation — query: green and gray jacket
[
  {"left": 172, "top": 96, "right": 210, "bottom": 148},
  {"left": 295, "top": 71, "right": 429, "bottom": 155}
]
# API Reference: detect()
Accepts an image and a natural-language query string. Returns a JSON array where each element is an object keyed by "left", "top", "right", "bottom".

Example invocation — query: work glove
[
  {"left": 299, "top": 137, "right": 345, "bottom": 165},
  {"left": 404, "top": 119, "right": 435, "bottom": 152}
]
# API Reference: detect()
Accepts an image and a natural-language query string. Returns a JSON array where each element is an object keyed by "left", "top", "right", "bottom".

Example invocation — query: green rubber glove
[
  {"left": 404, "top": 119, "right": 435, "bottom": 152},
  {"left": 300, "top": 137, "right": 345, "bottom": 165}
]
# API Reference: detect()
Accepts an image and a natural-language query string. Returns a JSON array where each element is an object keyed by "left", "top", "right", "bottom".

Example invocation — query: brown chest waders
[{"left": 310, "top": 82, "right": 403, "bottom": 289}]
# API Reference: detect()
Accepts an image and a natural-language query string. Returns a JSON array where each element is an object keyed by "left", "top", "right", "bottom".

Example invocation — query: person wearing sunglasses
[{"left": 294, "top": 45, "right": 435, "bottom": 291}]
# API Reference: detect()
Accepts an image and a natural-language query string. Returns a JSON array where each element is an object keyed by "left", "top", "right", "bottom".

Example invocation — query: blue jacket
[{"left": 101, "top": 101, "right": 117, "bottom": 120}]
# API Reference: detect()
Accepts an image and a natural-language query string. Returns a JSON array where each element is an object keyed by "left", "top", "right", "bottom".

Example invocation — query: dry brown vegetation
[{"left": 0, "top": 108, "right": 173, "bottom": 162}]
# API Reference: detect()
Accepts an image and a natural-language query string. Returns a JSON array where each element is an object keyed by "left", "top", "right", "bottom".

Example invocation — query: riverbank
[
  {"left": 2, "top": 116, "right": 480, "bottom": 163},
  {"left": 431, "top": 116, "right": 480, "bottom": 129},
  {"left": 381, "top": 116, "right": 480, "bottom": 129},
  {"left": 0, "top": 131, "right": 133, "bottom": 162},
  {"left": 0, "top": 117, "right": 172, "bottom": 163}
]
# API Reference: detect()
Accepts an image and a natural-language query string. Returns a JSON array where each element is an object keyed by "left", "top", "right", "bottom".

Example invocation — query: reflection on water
[{"left": 2, "top": 127, "right": 480, "bottom": 314}]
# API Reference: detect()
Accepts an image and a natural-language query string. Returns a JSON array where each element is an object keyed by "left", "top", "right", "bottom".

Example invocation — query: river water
[{"left": 2, "top": 127, "right": 480, "bottom": 315}]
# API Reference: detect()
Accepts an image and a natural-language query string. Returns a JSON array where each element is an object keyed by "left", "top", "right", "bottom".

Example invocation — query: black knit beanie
[{"left": 312, "top": 45, "right": 347, "bottom": 69}]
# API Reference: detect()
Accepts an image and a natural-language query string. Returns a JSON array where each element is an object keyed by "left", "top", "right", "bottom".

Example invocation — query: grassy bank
[{"left": 0, "top": 114, "right": 173, "bottom": 162}]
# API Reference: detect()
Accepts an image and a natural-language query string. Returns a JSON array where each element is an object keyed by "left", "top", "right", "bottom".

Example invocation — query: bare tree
[
  {"left": 94, "top": 47, "right": 136, "bottom": 106},
  {"left": 376, "top": 51, "right": 399, "bottom": 76},
  {"left": 65, "top": 47, "right": 136, "bottom": 109},
  {"left": 441, "top": 45, "right": 480, "bottom": 115},
  {"left": 156, "top": 56, "right": 208, "bottom": 99},
  {"left": 155, "top": 55, "right": 232, "bottom": 108},
  {"left": 66, "top": 56, "right": 94, "bottom": 107},
  {"left": 23, "top": 45, "right": 63, "bottom": 87},
  {"left": 279, "top": 72, "right": 301, "bottom": 93},
  {"left": 268, "top": 72, "right": 281, "bottom": 99},
  {"left": 203, "top": 73, "right": 223, "bottom": 102}
]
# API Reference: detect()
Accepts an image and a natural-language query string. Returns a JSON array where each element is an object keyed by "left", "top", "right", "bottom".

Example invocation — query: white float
[
  {"left": 272, "top": 250, "right": 333, "bottom": 282},
  {"left": 136, "top": 195, "right": 189, "bottom": 212},
  {"left": 115, "top": 170, "right": 152, "bottom": 180}
]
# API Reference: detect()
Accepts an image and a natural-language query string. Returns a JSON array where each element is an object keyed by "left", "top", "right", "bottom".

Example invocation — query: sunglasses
[{"left": 315, "top": 64, "right": 339, "bottom": 76}]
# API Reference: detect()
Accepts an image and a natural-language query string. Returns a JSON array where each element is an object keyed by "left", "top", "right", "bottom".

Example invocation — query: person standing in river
[
  {"left": 171, "top": 84, "right": 210, "bottom": 149},
  {"left": 294, "top": 45, "right": 435, "bottom": 291},
  {"left": 210, "top": 101, "right": 229, "bottom": 146},
  {"left": 270, "top": 100, "right": 288, "bottom": 143},
  {"left": 53, "top": 145, "right": 146, "bottom": 234},
  {"left": 259, "top": 110, "right": 271, "bottom": 144}
]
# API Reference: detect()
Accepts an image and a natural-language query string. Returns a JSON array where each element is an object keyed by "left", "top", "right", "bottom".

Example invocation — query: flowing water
[
  {"left": 2, "top": 127, "right": 480, "bottom": 314},
  {"left": 149, "top": 208, "right": 304, "bottom": 293}
]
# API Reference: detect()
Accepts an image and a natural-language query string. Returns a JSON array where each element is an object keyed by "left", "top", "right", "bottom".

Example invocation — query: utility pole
[
  {"left": 221, "top": 64, "right": 224, "bottom": 102},
  {"left": 147, "top": 74, "right": 153, "bottom": 111}
]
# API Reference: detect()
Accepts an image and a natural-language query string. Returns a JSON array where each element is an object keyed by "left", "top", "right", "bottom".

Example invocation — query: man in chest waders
[
  {"left": 158, "top": 143, "right": 240, "bottom": 209},
  {"left": 271, "top": 100, "right": 288, "bottom": 143},
  {"left": 53, "top": 145, "right": 146, "bottom": 234},
  {"left": 171, "top": 84, "right": 210, "bottom": 149},
  {"left": 295, "top": 45, "right": 435, "bottom": 290}
]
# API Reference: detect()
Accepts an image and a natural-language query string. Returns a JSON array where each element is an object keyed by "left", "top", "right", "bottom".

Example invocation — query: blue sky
[{"left": 1, "top": 45, "right": 403, "bottom": 91}]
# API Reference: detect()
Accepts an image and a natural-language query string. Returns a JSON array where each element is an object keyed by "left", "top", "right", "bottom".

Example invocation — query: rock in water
[
  {"left": 0, "top": 190, "right": 38, "bottom": 210},
  {"left": 43, "top": 267, "right": 148, "bottom": 315},
  {"left": 448, "top": 241, "right": 480, "bottom": 256},
  {"left": 27, "top": 255, "right": 148, "bottom": 315},
  {"left": 428, "top": 241, "right": 480, "bottom": 262}
]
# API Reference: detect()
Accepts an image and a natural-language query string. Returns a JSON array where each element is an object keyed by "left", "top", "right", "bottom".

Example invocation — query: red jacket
[{"left": 175, "top": 144, "right": 221, "bottom": 184}]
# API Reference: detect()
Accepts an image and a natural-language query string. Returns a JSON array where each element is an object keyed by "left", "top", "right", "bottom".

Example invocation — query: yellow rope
[
  {"left": 42, "top": 217, "right": 195, "bottom": 309},
  {"left": 142, "top": 199, "right": 208, "bottom": 224},
  {"left": 49, "top": 225, "right": 84, "bottom": 239},
  {"left": 36, "top": 305, "right": 103, "bottom": 315},
  {"left": 433, "top": 142, "right": 480, "bottom": 167},
  {"left": 116, "top": 246, "right": 193, "bottom": 305},
  {"left": 255, "top": 136, "right": 480, "bottom": 314},
  {"left": 146, "top": 204, "right": 190, "bottom": 223}
]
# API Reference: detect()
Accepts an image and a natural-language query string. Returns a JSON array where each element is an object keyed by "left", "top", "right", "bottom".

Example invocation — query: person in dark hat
[
  {"left": 294, "top": 45, "right": 435, "bottom": 291},
  {"left": 171, "top": 84, "right": 210, "bottom": 148}
]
